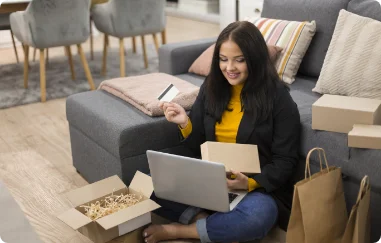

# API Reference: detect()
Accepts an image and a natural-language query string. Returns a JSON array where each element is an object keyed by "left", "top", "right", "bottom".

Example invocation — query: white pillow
[{"left": 313, "top": 10, "right": 381, "bottom": 99}]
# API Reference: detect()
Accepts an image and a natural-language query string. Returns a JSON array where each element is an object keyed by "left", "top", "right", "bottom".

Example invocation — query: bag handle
[
  {"left": 356, "top": 176, "right": 370, "bottom": 204},
  {"left": 305, "top": 147, "right": 330, "bottom": 180}
]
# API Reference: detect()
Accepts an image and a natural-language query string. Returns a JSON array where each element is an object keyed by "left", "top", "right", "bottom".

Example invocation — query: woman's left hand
[{"left": 226, "top": 169, "right": 249, "bottom": 190}]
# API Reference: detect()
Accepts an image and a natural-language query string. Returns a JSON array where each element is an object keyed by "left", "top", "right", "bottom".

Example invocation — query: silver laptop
[{"left": 146, "top": 150, "right": 247, "bottom": 212}]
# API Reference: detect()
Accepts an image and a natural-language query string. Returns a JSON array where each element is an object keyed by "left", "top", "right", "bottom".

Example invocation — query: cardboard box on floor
[
  {"left": 57, "top": 171, "right": 160, "bottom": 243},
  {"left": 348, "top": 124, "right": 381, "bottom": 150},
  {"left": 312, "top": 94, "right": 381, "bottom": 133},
  {"left": 200, "top": 141, "right": 261, "bottom": 174}
]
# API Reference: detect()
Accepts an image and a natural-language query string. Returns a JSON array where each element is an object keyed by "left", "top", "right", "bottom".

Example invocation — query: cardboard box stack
[
  {"left": 200, "top": 141, "right": 261, "bottom": 174},
  {"left": 312, "top": 94, "right": 381, "bottom": 149},
  {"left": 58, "top": 171, "right": 160, "bottom": 243}
]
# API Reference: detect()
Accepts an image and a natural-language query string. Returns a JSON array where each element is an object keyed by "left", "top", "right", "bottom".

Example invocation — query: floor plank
[
  {"left": 0, "top": 17, "right": 220, "bottom": 242},
  {"left": 0, "top": 151, "right": 90, "bottom": 243}
]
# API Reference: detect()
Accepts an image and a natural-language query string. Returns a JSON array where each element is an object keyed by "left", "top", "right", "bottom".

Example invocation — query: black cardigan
[{"left": 181, "top": 82, "right": 301, "bottom": 229}]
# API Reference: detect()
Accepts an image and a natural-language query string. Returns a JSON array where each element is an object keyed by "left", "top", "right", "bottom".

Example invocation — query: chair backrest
[
  {"left": 25, "top": 0, "right": 91, "bottom": 48},
  {"left": 107, "top": 0, "right": 166, "bottom": 37}
]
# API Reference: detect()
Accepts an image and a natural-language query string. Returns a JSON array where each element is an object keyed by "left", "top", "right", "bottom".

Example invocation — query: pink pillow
[{"left": 188, "top": 44, "right": 283, "bottom": 77}]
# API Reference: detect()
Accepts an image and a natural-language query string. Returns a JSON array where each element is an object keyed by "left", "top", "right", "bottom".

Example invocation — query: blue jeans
[{"left": 151, "top": 191, "right": 279, "bottom": 243}]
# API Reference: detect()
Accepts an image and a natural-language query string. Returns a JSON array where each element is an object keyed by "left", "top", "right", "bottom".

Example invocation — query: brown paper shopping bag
[
  {"left": 341, "top": 176, "right": 371, "bottom": 243},
  {"left": 286, "top": 148, "right": 348, "bottom": 243}
]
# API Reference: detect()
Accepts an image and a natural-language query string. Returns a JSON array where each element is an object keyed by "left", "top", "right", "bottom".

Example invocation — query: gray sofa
[{"left": 66, "top": 0, "right": 381, "bottom": 241}]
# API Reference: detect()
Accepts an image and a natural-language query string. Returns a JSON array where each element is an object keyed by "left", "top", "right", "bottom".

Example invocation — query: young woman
[{"left": 144, "top": 21, "right": 301, "bottom": 243}]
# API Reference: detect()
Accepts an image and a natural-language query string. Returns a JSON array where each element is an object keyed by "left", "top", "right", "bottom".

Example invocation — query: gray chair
[
  {"left": 91, "top": 0, "right": 167, "bottom": 77},
  {"left": 10, "top": 0, "right": 95, "bottom": 102},
  {"left": 0, "top": 14, "right": 19, "bottom": 63}
]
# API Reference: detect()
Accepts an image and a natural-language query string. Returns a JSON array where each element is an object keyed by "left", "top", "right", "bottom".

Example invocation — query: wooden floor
[{"left": 0, "top": 16, "right": 220, "bottom": 243}]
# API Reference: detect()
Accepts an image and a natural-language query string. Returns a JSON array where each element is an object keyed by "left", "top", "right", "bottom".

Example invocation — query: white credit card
[{"left": 157, "top": 83, "right": 179, "bottom": 102}]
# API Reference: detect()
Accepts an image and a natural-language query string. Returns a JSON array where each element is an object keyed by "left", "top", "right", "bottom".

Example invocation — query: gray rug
[{"left": 0, "top": 44, "right": 159, "bottom": 109}]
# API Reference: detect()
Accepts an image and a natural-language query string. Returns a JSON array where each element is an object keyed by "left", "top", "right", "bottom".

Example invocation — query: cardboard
[
  {"left": 312, "top": 94, "right": 381, "bottom": 133},
  {"left": 58, "top": 171, "right": 160, "bottom": 243},
  {"left": 348, "top": 124, "right": 381, "bottom": 149},
  {"left": 200, "top": 141, "right": 261, "bottom": 174}
]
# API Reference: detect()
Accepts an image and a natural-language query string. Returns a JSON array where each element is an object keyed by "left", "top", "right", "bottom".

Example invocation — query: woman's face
[{"left": 219, "top": 40, "right": 248, "bottom": 86}]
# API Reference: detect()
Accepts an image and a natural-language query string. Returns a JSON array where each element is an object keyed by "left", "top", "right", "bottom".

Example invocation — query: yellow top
[{"left": 180, "top": 83, "right": 260, "bottom": 192}]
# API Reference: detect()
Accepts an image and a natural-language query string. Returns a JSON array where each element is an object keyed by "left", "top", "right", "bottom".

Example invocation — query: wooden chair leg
[
  {"left": 152, "top": 33, "right": 159, "bottom": 54},
  {"left": 161, "top": 29, "right": 167, "bottom": 45},
  {"left": 77, "top": 44, "right": 95, "bottom": 90},
  {"left": 33, "top": 48, "right": 37, "bottom": 61},
  {"left": 119, "top": 38, "right": 125, "bottom": 77},
  {"left": 23, "top": 45, "right": 29, "bottom": 88},
  {"left": 102, "top": 34, "right": 108, "bottom": 76},
  {"left": 10, "top": 30, "right": 19, "bottom": 63},
  {"left": 90, "top": 19, "right": 94, "bottom": 60},
  {"left": 132, "top": 37, "right": 136, "bottom": 53},
  {"left": 65, "top": 46, "right": 75, "bottom": 80},
  {"left": 141, "top": 35, "right": 148, "bottom": 69},
  {"left": 39, "top": 49, "right": 46, "bottom": 102},
  {"left": 46, "top": 48, "right": 49, "bottom": 65}
]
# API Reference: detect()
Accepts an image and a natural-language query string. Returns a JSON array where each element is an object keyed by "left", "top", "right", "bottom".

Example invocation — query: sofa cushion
[
  {"left": 289, "top": 77, "right": 381, "bottom": 192},
  {"left": 290, "top": 90, "right": 350, "bottom": 170},
  {"left": 261, "top": 0, "right": 350, "bottom": 78},
  {"left": 348, "top": 149, "right": 381, "bottom": 193},
  {"left": 289, "top": 75, "right": 320, "bottom": 94},
  {"left": 348, "top": 0, "right": 381, "bottom": 21},
  {"left": 288, "top": 77, "right": 350, "bottom": 175},
  {"left": 66, "top": 91, "right": 182, "bottom": 159},
  {"left": 175, "top": 73, "right": 205, "bottom": 87}
]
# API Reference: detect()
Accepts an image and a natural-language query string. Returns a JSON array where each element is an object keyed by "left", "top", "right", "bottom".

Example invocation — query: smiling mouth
[{"left": 226, "top": 72, "right": 240, "bottom": 79}]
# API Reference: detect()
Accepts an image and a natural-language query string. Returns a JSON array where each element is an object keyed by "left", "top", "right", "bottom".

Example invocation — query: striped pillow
[{"left": 246, "top": 17, "right": 316, "bottom": 84}]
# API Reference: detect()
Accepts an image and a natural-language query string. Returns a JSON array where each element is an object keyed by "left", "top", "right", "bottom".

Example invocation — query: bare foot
[{"left": 143, "top": 224, "right": 178, "bottom": 243}]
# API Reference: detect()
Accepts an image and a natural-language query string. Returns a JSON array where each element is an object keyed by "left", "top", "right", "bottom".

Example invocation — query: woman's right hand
[{"left": 159, "top": 102, "right": 189, "bottom": 128}]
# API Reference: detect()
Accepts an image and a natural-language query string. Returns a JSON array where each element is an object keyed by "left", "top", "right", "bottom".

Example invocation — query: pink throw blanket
[{"left": 98, "top": 73, "right": 200, "bottom": 116}]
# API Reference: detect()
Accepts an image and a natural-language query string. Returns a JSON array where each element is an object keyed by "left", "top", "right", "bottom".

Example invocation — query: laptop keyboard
[{"left": 228, "top": 192, "right": 239, "bottom": 203}]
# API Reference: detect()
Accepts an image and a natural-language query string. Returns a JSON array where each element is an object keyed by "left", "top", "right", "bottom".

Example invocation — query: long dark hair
[{"left": 205, "top": 21, "right": 282, "bottom": 123}]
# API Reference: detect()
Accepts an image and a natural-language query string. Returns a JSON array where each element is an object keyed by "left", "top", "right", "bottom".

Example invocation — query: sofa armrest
[{"left": 159, "top": 37, "right": 216, "bottom": 75}]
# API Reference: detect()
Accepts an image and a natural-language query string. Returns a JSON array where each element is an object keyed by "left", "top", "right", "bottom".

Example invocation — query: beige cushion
[
  {"left": 188, "top": 44, "right": 283, "bottom": 77},
  {"left": 246, "top": 17, "right": 316, "bottom": 84},
  {"left": 313, "top": 10, "right": 381, "bottom": 99}
]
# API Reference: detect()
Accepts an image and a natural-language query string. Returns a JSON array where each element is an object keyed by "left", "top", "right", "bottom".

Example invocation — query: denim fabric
[
  {"left": 150, "top": 191, "right": 278, "bottom": 242},
  {"left": 151, "top": 192, "right": 197, "bottom": 224}
]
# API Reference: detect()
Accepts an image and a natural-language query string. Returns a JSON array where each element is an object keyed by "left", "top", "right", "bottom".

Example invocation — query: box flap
[
  {"left": 200, "top": 142, "right": 209, "bottom": 161},
  {"left": 66, "top": 175, "right": 126, "bottom": 207},
  {"left": 57, "top": 208, "right": 92, "bottom": 230},
  {"left": 349, "top": 124, "right": 381, "bottom": 138},
  {"left": 313, "top": 94, "right": 381, "bottom": 112},
  {"left": 200, "top": 141, "right": 261, "bottom": 174},
  {"left": 96, "top": 199, "right": 160, "bottom": 230},
  {"left": 129, "top": 171, "right": 154, "bottom": 198}
]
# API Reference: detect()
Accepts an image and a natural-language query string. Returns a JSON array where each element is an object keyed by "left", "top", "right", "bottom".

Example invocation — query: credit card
[{"left": 157, "top": 83, "right": 179, "bottom": 102}]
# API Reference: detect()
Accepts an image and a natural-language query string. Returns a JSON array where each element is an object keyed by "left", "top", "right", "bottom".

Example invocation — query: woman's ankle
[{"left": 190, "top": 211, "right": 210, "bottom": 223}]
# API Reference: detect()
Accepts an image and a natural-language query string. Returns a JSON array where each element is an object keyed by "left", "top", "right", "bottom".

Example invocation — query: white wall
[{"left": 219, "top": 0, "right": 237, "bottom": 30}]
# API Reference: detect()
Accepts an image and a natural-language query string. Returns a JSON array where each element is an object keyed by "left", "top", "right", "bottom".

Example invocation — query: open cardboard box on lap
[
  {"left": 201, "top": 141, "right": 261, "bottom": 175},
  {"left": 58, "top": 171, "right": 160, "bottom": 243}
]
